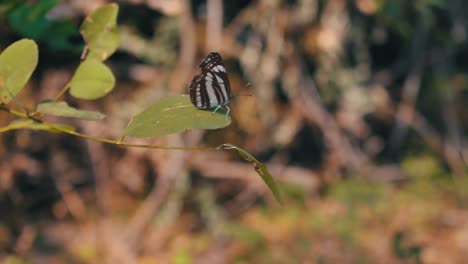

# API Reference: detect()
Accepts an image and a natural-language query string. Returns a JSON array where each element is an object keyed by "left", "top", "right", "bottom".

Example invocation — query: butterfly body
[{"left": 189, "top": 52, "right": 232, "bottom": 114}]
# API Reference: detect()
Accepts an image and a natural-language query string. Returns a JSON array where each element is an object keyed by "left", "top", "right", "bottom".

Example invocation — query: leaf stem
[
  {"left": 0, "top": 119, "right": 34, "bottom": 133},
  {"left": 54, "top": 81, "right": 71, "bottom": 101}
]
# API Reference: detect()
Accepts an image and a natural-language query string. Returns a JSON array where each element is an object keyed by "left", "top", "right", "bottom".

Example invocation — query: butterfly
[{"left": 189, "top": 52, "right": 233, "bottom": 116}]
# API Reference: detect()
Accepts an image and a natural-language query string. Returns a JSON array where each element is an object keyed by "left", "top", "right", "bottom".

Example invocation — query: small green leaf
[
  {"left": 37, "top": 101, "right": 105, "bottom": 120},
  {"left": 123, "top": 95, "right": 231, "bottom": 137},
  {"left": 69, "top": 59, "right": 115, "bottom": 100},
  {"left": 80, "top": 3, "right": 119, "bottom": 61},
  {"left": 218, "top": 143, "right": 283, "bottom": 205},
  {"left": 6, "top": 119, "right": 75, "bottom": 133},
  {"left": 0, "top": 39, "right": 38, "bottom": 104}
]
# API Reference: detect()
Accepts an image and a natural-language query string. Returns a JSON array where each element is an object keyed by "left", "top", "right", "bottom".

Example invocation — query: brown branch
[
  {"left": 206, "top": 0, "right": 223, "bottom": 53},
  {"left": 168, "top": 0, "right": 196, "bottom": 95}
]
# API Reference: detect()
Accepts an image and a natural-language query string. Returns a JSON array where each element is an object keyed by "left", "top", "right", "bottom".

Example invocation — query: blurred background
[{"left": 1, "top": 0, "right": 468, "bottom": 263}]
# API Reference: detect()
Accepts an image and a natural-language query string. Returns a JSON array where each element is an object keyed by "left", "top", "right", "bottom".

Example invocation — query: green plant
[
  {"left": 6, "top": 0, "right": 81, "bottom": 51},
  {"left": 0, "top": 3, "right": 282, "bottom": 204}
]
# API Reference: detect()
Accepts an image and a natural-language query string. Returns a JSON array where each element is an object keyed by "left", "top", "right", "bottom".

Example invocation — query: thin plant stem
[{"left": 54, "top": 81, "right": 71, "bottom": 101}]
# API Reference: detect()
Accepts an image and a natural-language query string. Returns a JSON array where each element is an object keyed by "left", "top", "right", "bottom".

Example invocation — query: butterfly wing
[
  {"left": 199, "top": 52, "right": 222, "bottom": 69},
  {"left": 189, "top": 74, "right": 206, "bottom": 108},
  {"left": 189, "top": 52, "right": 232, "bottom": 109}
]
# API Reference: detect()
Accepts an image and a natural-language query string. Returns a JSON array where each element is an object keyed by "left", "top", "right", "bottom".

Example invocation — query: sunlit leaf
[
  {"left": 0, "top": 39, "right": 38, "bottom": 104},
  {"left": 123, "top": 95, "right": 231, "bottom": 137},
  {"left": 37, "top": 100, "right": 105, "bottom": 120},
  {"left": 218, "top": 143, "right": 283, "bottom": 205},
  {"left": 69, "top": 59, "right": 115, "bottom": 100},
  {"left": 80, "top": 3, "right": 119, "bottom": 61}
]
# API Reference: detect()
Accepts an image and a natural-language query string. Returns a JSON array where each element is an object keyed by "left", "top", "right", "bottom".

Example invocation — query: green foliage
[
  {"left": 80, "top": 3, "right": 119, "bottom": 61},
  {"left": 66, "top": 4, "right": 118, "bottom": 100},
  {"left": 37, "top": 100, "right": 105, "bottom": 120},
  {"left": 0, "top": 39, "right": 38, "bottom": 104},
  {"left": 7, "top": 0, "right": 80, "bottom": 51},
  {"left": 69, "top": 59, "right": 115, "bottom": 99},
  {"left": 0, "top": 3, "right": 282, "bottom": 205},
  {"left": 123, "top": 95, "right": 231, "bottom": 138}
]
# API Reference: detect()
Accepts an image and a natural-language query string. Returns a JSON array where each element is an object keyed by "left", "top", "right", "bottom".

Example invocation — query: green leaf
[
  {"left": 218, "top": 143, "right": 283, "bottom": 205},
  {"left": 37, "top": 100, "right": 105, "bottom": 120},
  {"left": 69, "top": 59, "right": 115, "bottom": 100},
  {"left": 0, "top": 39, "right": 38, "bottom": 104},
  {"left": 5, "top": 119, "right": 75, "bottom": 134},
  {"left": 80, "top": 3, "right": 119, "bottom": 61},
  {"left": 123, "top": 95, "right": 231, "bottom": 137}
]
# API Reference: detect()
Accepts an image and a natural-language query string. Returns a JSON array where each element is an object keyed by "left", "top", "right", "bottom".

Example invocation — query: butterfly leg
[
  {"left": 212, "top": 105, "right": 230, "bottom": 120},
  {"left": 225, "top": 106, "right": 230, "bottom": 118},
  {"left": 212, "top": 105, "right": 222, "bottom": 114}
]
